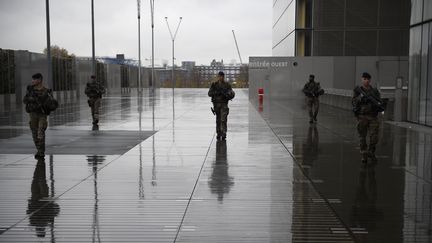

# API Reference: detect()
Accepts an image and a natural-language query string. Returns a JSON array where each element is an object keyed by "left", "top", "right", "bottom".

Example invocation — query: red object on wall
[
  {"left": 258, "top": 88, "right": 264, "bottom": 112},
  {"left": 258, "top": 88, "right": 264, "bottom": 95}
]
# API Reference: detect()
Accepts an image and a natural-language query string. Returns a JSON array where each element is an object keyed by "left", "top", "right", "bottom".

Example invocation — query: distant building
[
  {"left": 273, "top": 0, "right": 410, "bottom": 56},
  {"left": 154, "top": 60, "right": 247, "bottom": 88},
  {"left": 194, "top": 59, "right": 242, "bottom": 83},
  {"left": 116, "top": 54, "right": 125, "bottom": 60}
]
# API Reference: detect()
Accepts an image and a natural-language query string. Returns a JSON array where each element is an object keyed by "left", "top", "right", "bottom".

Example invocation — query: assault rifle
[
  {"left": 26, "top": 85, "right": 58, "bottom": 114},
  {"left": 353, "top": 86, "right": 385, "bottom": 114},
  {"left": 28, "top": 86, "right": 47, "bottom": 114},
  {"left": 303, "top": 83, "right": 324, "bottom": 98}
]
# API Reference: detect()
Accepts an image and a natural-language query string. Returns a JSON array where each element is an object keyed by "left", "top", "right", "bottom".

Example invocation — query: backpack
[{"left": 44, "top": 90, "right": 59, "bottom": 113}]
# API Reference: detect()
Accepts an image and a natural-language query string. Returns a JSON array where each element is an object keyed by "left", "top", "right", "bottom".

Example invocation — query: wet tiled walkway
[{"left": 0, "top": 89, "right": 430, "bottom": 242}]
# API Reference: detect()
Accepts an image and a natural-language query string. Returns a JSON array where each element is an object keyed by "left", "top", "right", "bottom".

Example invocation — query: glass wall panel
[
  {"left": 423, "top": 0, "right": 432, "bottom": 22},
  {"left": 272, "top": 0, "right": 296, "bottom": 54},
  {"left": 345, "top": 31, "right": 377, "bottom": 56},
  {"left": 296, "top": 30, "right": 312, "bottom": 56},
  {"left": 427, "top": 23, "right": 432, "bottom": 126},
  {"left": 313, "top": 31, "right": 343, "bottom": 56},
  {"left": 408, "top": 26, "right": 422, "bottom": 123},
  {"left": 411, "top": 0, "right": 424, "bottom": 25},
  {"left": 379, "top": 0, "right": 410, "bottom": 27},
  {"left": 346, "top": 0, "right": 378, "bottom": 27},
  {"left": 419, "top": 24, "right": 429, "bottom": 123},
  {"left": 378, "top": 30, "right": 409, "bottom": 56},
  {"left": 273, "top": 0, "right": 292, "bottom": 26},
  {"left": 273, "top": 32, "right": 295, "bottom": 56},
  {"left": 296, "top": 0, "right": 312, "bottom": 28},
  {"left": 313, "top": 0, "right": 344, "bottom": 28}
]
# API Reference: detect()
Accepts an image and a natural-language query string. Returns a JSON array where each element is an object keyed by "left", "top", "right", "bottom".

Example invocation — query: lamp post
[
  {"left": 91, "top": 0, "right": 96, "bottom": 76},
  {"left": 164, "top": 17, "right": 182, "bottom": 97},
  {"left": 137, "top": 0, "right": 142, "bottom": 93},
  {"left": 45, "top": 0, "right": 52, "bottom": 89},
  {"left": 150, "top": 0, "right": 155, "bottom": 92}
]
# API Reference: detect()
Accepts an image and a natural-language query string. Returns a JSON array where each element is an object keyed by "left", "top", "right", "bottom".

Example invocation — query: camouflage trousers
[
  {"left": 357, "top": 115, "right": 380, "bottom": 155},
  {"left": 213, "top": 102, "right": 229, "bottom": 138},
  {"left": 88, "top": 98, "right": 101, "bottom": 123},
  {"left": 29, "top": 113, "right": 48, "bottom": 155},
  {"left": 306, "top": 97, "right": 319, "bottom": 120}
]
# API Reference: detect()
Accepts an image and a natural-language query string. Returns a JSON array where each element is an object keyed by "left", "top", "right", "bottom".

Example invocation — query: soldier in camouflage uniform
[
  {"left": 85, "top": 75, "right": 105, "bottom": 126},
  {"left": 302, "top": 74, "right": 324, "bottom": 123},
  {"left": 352, "top": 72, "right": 383, "bottom": 163},
  {"left": 23, "top": 73, "right": 53, "bottom": 160},
  {"left": 208, "top": 71, "right": 235, "bottom": 140}
]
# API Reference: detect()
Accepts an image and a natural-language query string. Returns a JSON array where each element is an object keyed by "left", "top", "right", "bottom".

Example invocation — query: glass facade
[
  {"left": 272, "top": 0, "right": 296, "bottom": 56},
  {"left": 408, "top": 0, "right": 432, "bottom": 126},
  {"left": 272, "top": 0, "right": 410, "bottom": 57}
]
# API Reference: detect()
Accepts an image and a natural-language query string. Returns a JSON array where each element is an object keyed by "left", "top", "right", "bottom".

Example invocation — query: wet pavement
[{"left": 0, "top": 89, "right": 430, "bottom": 242}]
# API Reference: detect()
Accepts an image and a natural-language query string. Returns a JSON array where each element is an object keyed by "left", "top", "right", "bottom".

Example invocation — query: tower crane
[{"left": 232, "top": 30, "right": 243, "bottom": 65}]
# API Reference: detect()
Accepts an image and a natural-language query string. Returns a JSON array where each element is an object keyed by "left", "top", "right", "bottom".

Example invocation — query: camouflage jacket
[
  {"left": 208, "top": 81, "right": 235, "bottom": 103},
  {"left": 23, "top": 85, "right": 52, "bottom": 115},
  {"left": 303, "top": 81, "right": 324, "bottom": 98},
  {"left": 85, "top": 82, "right": 105, "bottom": 99},
  {"left": 352, "top": 86, "right": 382, "bottom": 117}
]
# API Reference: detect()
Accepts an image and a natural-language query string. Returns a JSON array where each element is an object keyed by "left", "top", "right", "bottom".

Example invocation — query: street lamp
[
  {"left": 45, "top": 0, "right": 52, "bottom": 89},
  {"left": 164, "top": 17, "right": 182, "bottom": 97},
  {"left": 137, "top": 0, "right": 142, "bottom": 93},
  {"left": 91, "top": 0, "right": 96, "bottom": 76},
  {"left": 150, "top": 0, "right": 155, "bottom": 92}
]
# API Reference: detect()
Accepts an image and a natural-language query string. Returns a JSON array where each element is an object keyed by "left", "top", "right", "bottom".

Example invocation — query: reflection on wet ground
[
  {"left": 259, "top": 97, "right": 432, "bottom": 243},
  {"left": 0, "top": 89, "right": 430, "bottom": 242}
]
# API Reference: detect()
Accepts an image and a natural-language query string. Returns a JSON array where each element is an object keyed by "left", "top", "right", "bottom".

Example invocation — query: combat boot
[
  {"left": 35, "top": 142, "right": 45, "bottom": 160},
  {"left": 361, "top": 153, "right": 368, "bottom": 164},
  {"left": 368, "top": 147, "right": 377, "bottom": 164},
  {"left": 34, "top": 151, "right": 45, "bottom": 160},
  {"left": 360, "top": 148, "right": 368, "bottom": 163}
]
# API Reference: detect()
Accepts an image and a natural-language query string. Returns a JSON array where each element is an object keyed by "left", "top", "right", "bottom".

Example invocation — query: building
[
  {"left": 408, "top": 0, "right": 432, "bottom": 126},
  {"left": 194, "top": 59, "right": 243, "bottom": 83},
  {"left": 272, "top": 0, "right": 410, "bottom": 56},
  {"left": 155, "top": 62, "right": 193, "bottom": 88}
]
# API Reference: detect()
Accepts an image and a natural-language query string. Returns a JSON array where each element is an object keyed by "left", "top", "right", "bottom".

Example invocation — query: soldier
[
  {"left": 302, "top": 74, "right": 324, "bottom": 123},
  {"left": 85, "top": 75, "right": 105, "bottom": 126},
  {"left": 352, "top": 72, "right": 385, "bottom": 163},
  {"left": 23, "top": 73, "right": 57, "bottom": 160},
  {"left": 208, "top": 71, "right": 235, "bottom": 140}
]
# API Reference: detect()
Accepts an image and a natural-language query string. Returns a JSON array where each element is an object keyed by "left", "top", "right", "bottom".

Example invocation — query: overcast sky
[{"left": 0, "top": 0, "right": 272, "bottom": 65}]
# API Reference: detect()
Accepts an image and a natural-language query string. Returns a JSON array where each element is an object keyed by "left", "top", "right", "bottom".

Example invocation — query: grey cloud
[{"left": 0, "top": 0, "right": 272, "bottom": 65}]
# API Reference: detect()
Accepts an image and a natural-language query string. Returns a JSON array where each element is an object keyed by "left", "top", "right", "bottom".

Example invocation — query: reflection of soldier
[
  {"left": 302, "top": 74, "right": 324, "bottom": 123},
  {"left": 302, "top": 125, "right": 319, "bottom": 169},
  {"left": 23, "top": 73, "right": 57, "bottom": 160},
  {"left": 352, "top": 72, "right": 384, "bottom": 163},
  {"left": 26, "top": 160, "right": 60, "bottom": 238},
  {"left": 351, "top": 165, "right": 382, "bottom": 233},
  {"left": 208, "top": 71, "right": 235, "bottom": 140},
  {"left": 87, "top": 155, "right": 106, "bottom": 170},
  {"left": 86, "top": 155, "right": 105, "bottom": 243},
  {"left": 208, "top": 140, "right": 234, "bottom": 202},
  {"left": 85, "top": 75, "right": 105, "bottom": 126}
]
